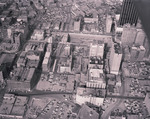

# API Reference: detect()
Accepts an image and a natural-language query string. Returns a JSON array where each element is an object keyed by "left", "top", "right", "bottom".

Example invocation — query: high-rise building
[
  {"left": 130, "top": 45, "right": 146, "bottom": 62},
  {"left": 130, "top": 46, "right": 138, "bottom": 62},
  {"left": 136, "top": 18, "right": 142, "bottom": 28},
  {"left": 109, "top": 43, "right": 122, "bottom": 75},
  {"left": 106, "top": 15, "right": 112, "bottom": 33},
  {"left": 143, "top": 37, "right": 150, "bottom": 58},
  {"left": 121, "top": 24, "right": 137, "bottom": 46},
  {"left": 123, "top": 46, "right": 130, "bottom": 61},
  {"left": 119, "top": 0, "right": 138, "bottom": 26},
  {"left": 135, "top": 29, "right": 146, "bottom": 45},
  {"left": 138, "top": 46, "right": 146, "bottom": 61}
]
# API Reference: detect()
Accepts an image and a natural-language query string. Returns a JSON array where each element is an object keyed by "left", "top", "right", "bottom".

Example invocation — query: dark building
[
  {"left": 119, "top": 0, "right": 139, "bottom": 26},
  {"left": 134, "top": 0, "right": 150, "bottom": 46}
]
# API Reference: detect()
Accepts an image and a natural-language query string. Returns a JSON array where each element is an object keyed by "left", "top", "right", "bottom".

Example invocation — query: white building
[
  {"left": 109, "top": 43, "right": 122, "bottom": 75},
  {"left": 86, "top": 69, "right": 106, "bottom": 89},
  {"left": 89, "top": 42, "right": 104, "bottom": 58},
  {"left": 75, "top": 87, "right": 104, "bottom": 106},
  {"left": 31, "top": 29, "right": 44, "bottom": 41},
  {"left": 84, "top": 17, "right": 98, "bottom": 24},
  {"left": 74, "top": 20, "right": 81, "bottom": 32}
]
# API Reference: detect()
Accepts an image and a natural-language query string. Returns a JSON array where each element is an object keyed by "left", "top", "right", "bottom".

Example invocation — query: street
[{"left": 101, "top": 78, "right": 125, "bottom": 119}]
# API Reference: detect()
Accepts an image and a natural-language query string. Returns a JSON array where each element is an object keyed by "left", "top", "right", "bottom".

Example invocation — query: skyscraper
[
  {"left": 130, "top": 46, "right": 138, "bottom": 62},
  {"left": 119, "top": 0, "right": 138, "bottom": 26},
  {"left": 121, "top": 24, "right": 137, "bottom": 46},
  {"left": 130, "top": 45, "right": 146, "bottom": 62},
  {"left": 109, "top": 43, "right": 122, "bottom": 75},
  {"left": 138, "top": 46, "right": 146, "bottom": 61},
  {"left": 143, "top": 37, "right": 150, "bottom": 58},
  {"left": 134, "top": 29, "right": 146, "bottom": 45},
  {"left": 106, "top": 15, "right": 112, "bottom": 33}
]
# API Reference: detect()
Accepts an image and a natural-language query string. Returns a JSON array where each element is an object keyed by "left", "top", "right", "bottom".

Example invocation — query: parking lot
[
  {"left": 124, "top": 78, "right": 145, "bottom": 97},
  {"left": 124, "top": 99, "right": 142, "bottom": 114}
]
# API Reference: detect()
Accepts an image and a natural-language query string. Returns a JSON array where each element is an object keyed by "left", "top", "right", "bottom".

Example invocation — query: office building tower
[
  {"left": 121, "top": 24, "right": 137, "bottom": 46},
  {"left": 130, "top": 45, "right": 146, "bottom": 62},
  {"left": 135, "top": 29, "right": 146, "bottom": 45},
  {"left": 136, "top": 18, "right": 142, "bottom": 28},
  {"left": 143, "top": 37, "right": 150, "bottom": 58},
  {"left": 138, "top": 46, "right": 146, "bottom": 61},
  {"left": 109, "top": 43, "right": 122, "bottom": 75},
  {"left": 130, "top": 46, "right": 138, "bottom": 62},
  {"left": 106, "top": 15, "right": 112, "bottom": 33},
  {"left": 119, "top": 0, "right": 138, "bottom": 26}
]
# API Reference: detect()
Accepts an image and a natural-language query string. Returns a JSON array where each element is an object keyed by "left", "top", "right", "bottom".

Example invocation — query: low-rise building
[
  {"left": 89, "top": 41, "right": 104, "bottom": 58},
  {"left": 31, "top": 29, "right": 45, "bottom": 41},
  {"left": 86, "top": 70, "right": 106, "bottom": 89},
  {"left": 74, "top": 20, "right": 81, "bottom": 32},
  {"left": 76, "top": 87, "right": 104, "bottom": 106},
  {"left": 0, "top": 94, "right": 28, "bottom": 119},
  {"left": 36, "top": 72, "right": 75, "bottom": 93},
  {"left": 58, "top": 56, "right": 72, "bottom": 73},
  {"left": 8, "top": 21, "right": 28, "bottom": 39},
  {"left": 41, "top": 22, "right": 51, "bottom": 30},
  {"left": 116, "top": 75, "right": 122, "bottom": 87},
  {"left": 89, "top": 56, "right": 104, "bottom": 73},
  {"left": 61, "top": 34, "right": 69, "bottom": 43},
  {"left": 54, "top": 21, "right": 61, "bottom": 30},
  {"left": 17, "top": 50, "right": 41, "bottom": 68},
  {"left": 7, "top": 67, "right": 37, "bottom": 91},
  {"left": 84, "top": 17, "right": 98, "bottom": 24},
  {"left": 25, "top": 41, "right": 46, "bottom": 52}
]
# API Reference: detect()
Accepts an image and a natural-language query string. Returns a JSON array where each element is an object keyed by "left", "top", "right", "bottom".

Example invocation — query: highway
[
  {"left": 106, "top": 95, "right": 144, "bottom": 100},
  {"left": 8, "top": 90, "right": 72, "bottom": 96}
]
